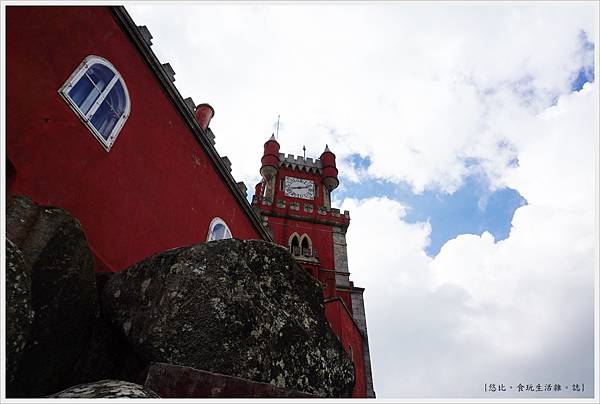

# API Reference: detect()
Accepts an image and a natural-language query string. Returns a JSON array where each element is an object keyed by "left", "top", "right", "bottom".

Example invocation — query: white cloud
[
  {"left": 341, "top": 82, "right": 596, "bottom": 397},
  {"left": 129, "top": 3, "right": 595, "bottom": 194},
  {"left": 128, "top": 3, "right": 597, "bottom": 398}
]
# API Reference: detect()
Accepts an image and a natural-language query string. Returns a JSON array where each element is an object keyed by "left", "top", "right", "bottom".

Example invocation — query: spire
[
  {"left": 324, "top": 144, "right": 331, "bottom": 153},
  {"left": 269, "top": 133, "right": 276, "bottom": 141}
]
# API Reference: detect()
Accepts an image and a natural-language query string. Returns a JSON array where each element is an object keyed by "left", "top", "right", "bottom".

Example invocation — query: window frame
[
  {"left": 300, "top": 234, "right": 312, "bottom": 257},
  {"left": 288, "top": 232, "right": 301, "bottom": 255},
  {"left": 58, "top": 55, "right": 130, "bottom": 151},
  {"left": 207, "top": 217, "right": 233, "bottom": 242}
]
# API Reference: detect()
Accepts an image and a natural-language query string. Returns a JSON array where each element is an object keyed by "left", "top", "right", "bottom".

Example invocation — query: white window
[
  {"left": 207, "top": 217, "right": 232, "bottom": 241},
  {"left": 59, "top": 55, "right": 130, "bottom": 151}
]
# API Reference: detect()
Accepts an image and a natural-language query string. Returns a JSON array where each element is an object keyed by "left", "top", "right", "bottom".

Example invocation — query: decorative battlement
[
  {"left": 279, "top": 153, "right": 322, "bottom": 173},
  {"left": 252, "top": 195, "right": 350, "bottom": 225}
]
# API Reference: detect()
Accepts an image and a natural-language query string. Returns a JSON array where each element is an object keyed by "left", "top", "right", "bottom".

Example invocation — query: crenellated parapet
[
  {"left": 252, "top": 194, "right": 350, "bottom": 227},
  {"left": 279, "top": 153, "right": 322, "bottom": 174}
]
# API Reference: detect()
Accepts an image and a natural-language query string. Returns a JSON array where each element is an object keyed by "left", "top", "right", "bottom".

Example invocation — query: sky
[{"left": 128, "top": 2, "right": 598, "bottom": 399}]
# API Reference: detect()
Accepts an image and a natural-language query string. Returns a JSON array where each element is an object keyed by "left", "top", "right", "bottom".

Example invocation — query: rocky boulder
[
  {"left": 5, "top": 239, "right": 34, "bottom": 393},
  {"left": 102, "top": 239, "right": 355, "bottom": 397},
  {"left": 48, "top": 380, "right": 159, "bottom": 398},
  {"left": 6, "top": 195, "right": 97, "bottom": 397}
]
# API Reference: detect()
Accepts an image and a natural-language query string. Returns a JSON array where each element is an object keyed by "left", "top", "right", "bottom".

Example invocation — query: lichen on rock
[
  {"left": 48, "top": 380, "right": 159, "bottom": 398},
  {"left": 102, "top": 239, "right": 355, "bottom": 397}
]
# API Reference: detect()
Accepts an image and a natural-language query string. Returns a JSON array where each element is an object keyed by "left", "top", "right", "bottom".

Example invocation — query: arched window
[
  {"left": 59, "top": 55, "right": 130, "bottom": 151},
  {"left": 288, "top": 233, "right": 300, "bottom": 256},
  {"left": 301, "top": 235, "right": 312, "bottom": 257},
  {"left": 207, "top": 217, "right": 232, "bottom": 241}
]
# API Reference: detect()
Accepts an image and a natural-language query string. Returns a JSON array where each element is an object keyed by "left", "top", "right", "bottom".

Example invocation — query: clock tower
[{"left": 253, "top": 135, "right": 375, "bottom": 398}]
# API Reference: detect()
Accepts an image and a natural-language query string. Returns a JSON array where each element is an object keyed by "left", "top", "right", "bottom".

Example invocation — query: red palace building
[{"left": 5, "top": 6, "right": 375, "bottom": 398}]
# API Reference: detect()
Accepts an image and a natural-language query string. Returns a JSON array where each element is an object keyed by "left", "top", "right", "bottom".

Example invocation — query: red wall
[
  {"left": 6, "top": 6, "right": 262, "bottom": 272},
  {"left": 325, "top": 299, "right": 367, "bottom": 398},
  {"left": 267, "top": 217, "right": 335, "bottom": 270}
]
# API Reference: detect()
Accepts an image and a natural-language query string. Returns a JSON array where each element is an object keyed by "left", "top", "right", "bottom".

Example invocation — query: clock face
[{"left": 283, "top": 176, "right": 315, "bottom": 200}]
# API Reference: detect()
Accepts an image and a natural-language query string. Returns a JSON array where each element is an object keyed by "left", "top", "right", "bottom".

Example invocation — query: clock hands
[{"left": 284, "top": 177, "right": 315, "bottom": 199}]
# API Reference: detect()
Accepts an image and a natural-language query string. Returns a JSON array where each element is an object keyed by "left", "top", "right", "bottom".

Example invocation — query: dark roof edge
[{"left": 110, "top": 6, "right": 272, "bottom": 242}]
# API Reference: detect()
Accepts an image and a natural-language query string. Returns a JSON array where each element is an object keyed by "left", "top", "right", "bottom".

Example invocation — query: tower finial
[
  {"left": 324, "top": 144, "right": 331, "bottom": 153},
  {"left": 303, "top": 145, "right": 306, "bottom": 159},
  {"left": 275, "top": 114, "right": 280, "bottom": 140},
  {"left": 269, "top": 133, "right": 276, "bottom": 141}
]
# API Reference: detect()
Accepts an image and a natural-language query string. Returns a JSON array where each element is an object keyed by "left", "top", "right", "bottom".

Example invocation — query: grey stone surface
[
  {"left": 5, "top": 239, "right": 34, "bottom": 393},
  {"left": 221, "top": 155, "right": 232, "bottom": 172},
  {"left": 332, "top": 226, "right": 350, "bottom": 287},
  {"left": 137, "top": 25, "right": 153, "bottom": 46},
  {"left": 335, "top": 271, "right": 351, "bottom": 288},
  {"left": 236, "top": 181, "right": 248, "bottom": 196},
  {"left": 6, "top": 195, "right": 97, "bottom": 397},
  {"left": 351, "top": 291, "right": 376, "bottom": 398},
  {"left": 161, "top": 62, "right": 176, "bottom": 82},
  {"left": 184, "top": 97, "right": 196, "bottom": 113},
  {"left": 205, "top": 128, "right": 216, "bottom": 146},
  {"left": 102, "top": 239, "right": 355, "bottom": 397},
  {"left": 48, "top": 380, "right": 159, "bottom": 398}
]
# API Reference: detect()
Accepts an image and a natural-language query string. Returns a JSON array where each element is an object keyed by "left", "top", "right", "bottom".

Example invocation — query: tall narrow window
[
  {"left": 207, "top": 217, "right": 232, "bottom": 241},
  {"left": 59, "top": 55, "right": 130, "bottom": 151},
  {"left": 289, "top": 233, "right": 300, "bottom": 256},
  {"left": 301, "top": 235, "right": 312, "bottom": 257}
]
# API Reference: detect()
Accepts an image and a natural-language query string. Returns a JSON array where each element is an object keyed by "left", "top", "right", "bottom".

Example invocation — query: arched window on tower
[
  {"left": 301, "top": 234, "right": 312, "bottom": 257},
  {"left": 289, "top": 233, "right": 300, "bottom": 256},
  {"left": 59, "top": 55, "right": 130, "bottom": 151}
]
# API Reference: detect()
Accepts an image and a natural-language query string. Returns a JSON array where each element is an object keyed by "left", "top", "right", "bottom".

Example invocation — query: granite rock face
[
  {"left": 102, "top": 239, "right": 355, "bottom": 397},
  {"left": 6, "top": 196, "right": 97, "bottom": 397},
  {"left": 5, "top": 239, "right": 34, "bottom": 392},
  {"left": 48, "top": 380, "right": 159, "bottom": 398}
]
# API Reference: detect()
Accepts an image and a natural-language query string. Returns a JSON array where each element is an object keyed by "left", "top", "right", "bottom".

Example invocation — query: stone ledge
[{"left": 142, "top": 362, "right": 316, "bottom": 398}]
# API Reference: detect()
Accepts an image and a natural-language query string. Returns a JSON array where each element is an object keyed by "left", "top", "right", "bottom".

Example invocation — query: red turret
[
  {"left": 195, "top": 103, "right": 215, "bottom": 130},
  {"left": 260, "top": 134, "right": 280, "bottom": 180},
  {"left": 320, "top": 144, "right": 339, "bottom": 191}
]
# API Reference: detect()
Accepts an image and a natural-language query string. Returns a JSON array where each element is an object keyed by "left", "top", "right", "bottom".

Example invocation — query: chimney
[{"left": 195, "top": 103, "right": 215, "bottom": 130}]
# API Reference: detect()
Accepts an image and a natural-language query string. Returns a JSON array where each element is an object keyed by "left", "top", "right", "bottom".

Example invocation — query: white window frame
[
  {"left": 207, "top": 217, "right": 233, "bottom": 242},
  {"left": 59, "top": 55, "right": 130, "bottom": 151}
]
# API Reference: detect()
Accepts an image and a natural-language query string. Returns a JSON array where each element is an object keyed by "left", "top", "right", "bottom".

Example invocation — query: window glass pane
[
  {"left": 68, "top": 75, "right": 100, "bottom": 116},
  {"left": 90, "top": 100, "right": 120, "bottom": 140},
  {"left": 212, "top": 224, "right": 226, "bottom": 240},
  {"left": 210, "top": 223, "right": 232, "bottom": 241},
  {"left": 86, "top": 63, "right": 115, "bottom": 92},
  {"left": 89, "top": 80, "right": 127, "bottom": 141},
  {"left": 105, "top": 80, "right": 127, "bottom": 117}
]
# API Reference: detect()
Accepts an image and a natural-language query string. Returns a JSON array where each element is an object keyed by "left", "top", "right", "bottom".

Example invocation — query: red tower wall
[
  {"left": 267, "top": 217, "right": 335, "bottom": 269},
  {"left": 6, "top": 6, "right": 262, "bottom": 272},
  {"left": 325, "top": 299, "right": 367, "bottom": 397}
]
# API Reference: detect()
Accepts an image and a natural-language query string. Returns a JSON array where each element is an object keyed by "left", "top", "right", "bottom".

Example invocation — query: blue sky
[
  {"left": 337, "top": 153, "right": 528, "bottom": 256},
  {"left": 572, "top": 31, "right": 595, "bottom": 91}
]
